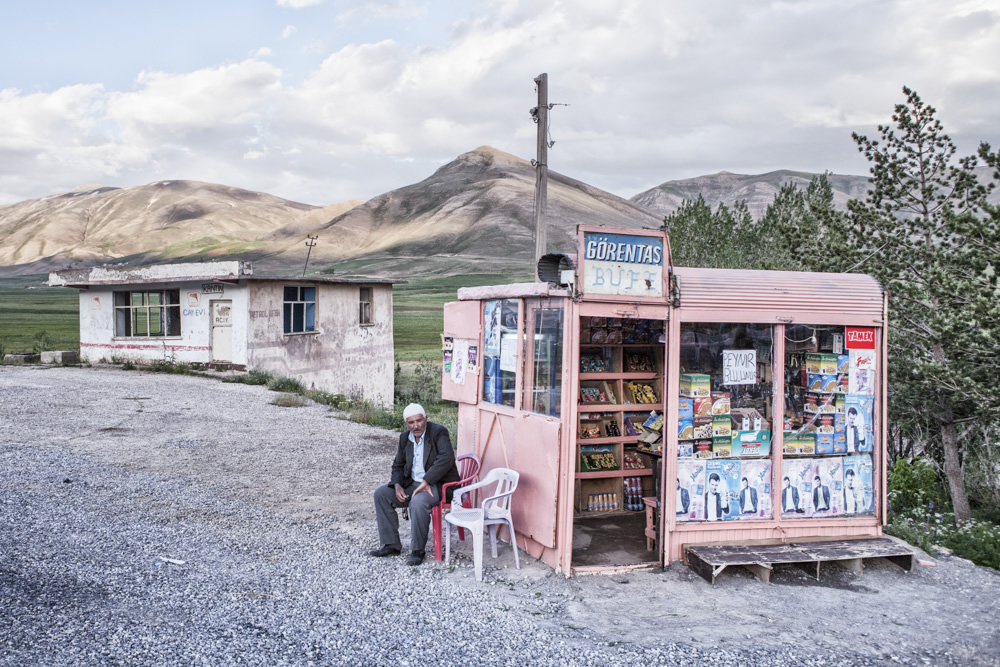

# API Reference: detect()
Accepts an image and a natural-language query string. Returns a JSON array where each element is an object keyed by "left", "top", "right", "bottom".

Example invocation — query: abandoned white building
[{"left": 48, "top": 261, "right": 400, "bottom": 404}]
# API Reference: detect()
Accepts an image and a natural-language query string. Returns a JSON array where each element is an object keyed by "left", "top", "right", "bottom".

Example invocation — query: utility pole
[
  {"left": 302, "top": 235, "right": 318, "bottom": 276},
  {"left": 531, "top": 73, "right": 549, "bottom": 268}
]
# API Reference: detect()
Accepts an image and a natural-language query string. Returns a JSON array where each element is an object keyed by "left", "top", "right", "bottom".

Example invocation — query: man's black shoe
[
  {"left": 406, "top": 550, "right": 425, "bottom": 566},
  {"left": 369, "top": 545, "right": 401, "bottom": 557}
]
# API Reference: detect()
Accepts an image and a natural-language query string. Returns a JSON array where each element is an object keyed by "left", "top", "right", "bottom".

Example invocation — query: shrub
[
  {"left": 146, "top": 359, "right": 192, "bottom": 375},
  {"left": 121, "top": 360, "right": 136, "bottom": 371},
  {"left": 271, "top": 393, "right": 309, "bottom": 408},
  {"left": 31, "top": 330, "right": 52, "bottom": 354},
  {"left": 267, "top": 375, "right": 305, "bottom": 394},
  {"left": 887, "top": 505, "right": 1000, "bottom": 570},
  {"left": 223, "top": 369, "right": 273, "bottom": 385},
  {"left": 888, "top": 457, "right": 943, "bottom": 515}
]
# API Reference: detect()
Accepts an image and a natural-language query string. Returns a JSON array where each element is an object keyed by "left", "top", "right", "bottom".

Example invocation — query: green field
[
  {"left": 0, "top": 275, "right": 79, "bottom": 355},
  {"left": 0, "top": 272, "right": 527, "bottom": 360}
]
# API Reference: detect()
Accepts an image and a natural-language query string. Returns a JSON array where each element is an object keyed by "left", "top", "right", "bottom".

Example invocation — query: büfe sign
[
  {"left": 722, "top": 350, "right": 756, "bottom": 385},
  {"left": 846, "top": 327, "right": 875, "bottom": 349},
  {"left": 581, "top": 231, "right": 663, "bottom": 297}
]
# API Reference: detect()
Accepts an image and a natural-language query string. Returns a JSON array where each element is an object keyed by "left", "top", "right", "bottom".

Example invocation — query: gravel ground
[{"left": 1, "top": 365, "right": 999, "bottom": 666}]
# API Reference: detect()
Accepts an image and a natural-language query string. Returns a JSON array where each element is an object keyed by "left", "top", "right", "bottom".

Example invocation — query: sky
[{"left": 1, "top": 0, "right": 998, "bottom": 207}]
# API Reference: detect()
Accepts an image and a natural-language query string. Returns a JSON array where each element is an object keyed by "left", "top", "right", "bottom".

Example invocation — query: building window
[
  {"left": 359, "top": 287, "right": 372, "bottom": 325},
  {"left": 483, "top": 299, "right": 520, "bottom": 407},
  {"left": 114, "top": 290, "right": 181, "bottom": 337},
  {"left": 283, "top": 286, "right": 316, "bottom": 334}
]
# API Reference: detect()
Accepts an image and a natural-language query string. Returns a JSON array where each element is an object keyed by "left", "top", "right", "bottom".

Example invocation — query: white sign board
[
  {"left": 581, "top": 232, "right": 664, "bottom": 297},
  {"left": 722, "top": 349, "right": 756, "bottom": 385}
]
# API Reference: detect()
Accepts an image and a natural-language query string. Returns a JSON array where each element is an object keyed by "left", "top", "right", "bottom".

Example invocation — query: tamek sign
[
  {"left": 846, "top": 326, "right": 876, "bottom": 350},
  {"left": 581, "top": 232, "right": 664, "bottom": 297}
]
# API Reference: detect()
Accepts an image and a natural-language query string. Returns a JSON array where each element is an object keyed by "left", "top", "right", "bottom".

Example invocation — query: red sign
[{"left": 845, "top": 326, "right": 876, "bottom": 350}]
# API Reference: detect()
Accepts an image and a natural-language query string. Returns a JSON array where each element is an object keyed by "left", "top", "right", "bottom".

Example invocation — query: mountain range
[{"left": 0, "top": 146, "right": 880, "bottom": 278}]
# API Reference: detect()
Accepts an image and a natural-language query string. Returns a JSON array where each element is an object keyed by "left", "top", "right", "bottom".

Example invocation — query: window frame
[
  {"left": 113, "top": 289, "right": 181, "bottom": 338},
  {"left": 359, "top": 286, "right": 373, "bottom": 326},
  {"left": 283, "top": 285, "right": 317, "bottom": 335}
]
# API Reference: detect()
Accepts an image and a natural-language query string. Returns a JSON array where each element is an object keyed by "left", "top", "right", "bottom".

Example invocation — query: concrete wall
[
  {"left": 245, "top": 282, "right": 394, "bottom": 404},
  {"left": 78, "top": 281, "right": 249, "bottom": 366}
]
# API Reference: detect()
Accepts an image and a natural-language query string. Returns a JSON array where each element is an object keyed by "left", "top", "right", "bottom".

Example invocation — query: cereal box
[
  {"left": 692, "top": 418, "right": 713, "bottom": 440},
  {"left": 806, "top": 373, "right": 838, "bottom": 394},
  {"left": 710, "top": 391, "right": 731, "bottom": 416},
  {"left": 815, "top": 433, "right": 835, "bottom": 455},
  {"left": 694, "top": 396, "right": 713, "bottom": 419},
  {"left": 783, "top": 432, "right": 816, "bottom": 456},
  {"left": 712, "top": 416, "right": 732, "bottom": 438},
  {"left": 679, "top": 373, "right": 711, "bottom": 398},
  {"left": 711, "top": 436, "right": 732, "bottom": 458},
  {"left": 805, "top": 353, "right": 838, "bottom": 375},
  {"left": 837, "top": 354, "right": 850, "bottom": 375},
  {"left": 678, "top": 398, "right": 694, "bottom": 422},
  {"left": 677, "top": 419, "right": 694, "bottom": 441}
]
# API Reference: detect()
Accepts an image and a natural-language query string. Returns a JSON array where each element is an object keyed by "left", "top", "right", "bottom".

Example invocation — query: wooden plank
[
  {"left": 794, "top": 561, "right": 821, "bottom": 579},
  {"left": 741, "top": 562, "right": 772, "bottom": 584},
  {"left": 686, "top": 549, "right": 724, "bottom": 585},
  {"left": 836, "top": 557, "right": 864, "bottom": 574}
]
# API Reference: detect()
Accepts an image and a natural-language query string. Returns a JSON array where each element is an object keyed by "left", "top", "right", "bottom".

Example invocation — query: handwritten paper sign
[{"left": 722, "top": 350, "right": 757, "bottom": 385}]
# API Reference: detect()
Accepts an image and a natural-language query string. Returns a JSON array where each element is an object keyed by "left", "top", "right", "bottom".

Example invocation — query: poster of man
[
  {"left": 676, "top": 459, "right": 707, "bottom": 522},
  {"left": 814, "top": 456, "right": 846, "bottom": 516},
  {"left": 738, "top": 459, "right": 772, "bottom": 520},
  {"left": 845, "top": 395, "right": 874, "bottom": 453},
  {"left": 843, "top": 455, "right": 875, "bottom": 514},
  {"left": 782, "top": 458, "right": 814, "bottom": 517},
  {"left": 705, "top": 460, "right": 740, "bottom": 522}
]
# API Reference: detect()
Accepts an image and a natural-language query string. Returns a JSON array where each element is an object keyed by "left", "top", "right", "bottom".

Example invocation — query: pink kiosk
[{"left": 442, "top": 225, "right": 901, "bottom": 579}]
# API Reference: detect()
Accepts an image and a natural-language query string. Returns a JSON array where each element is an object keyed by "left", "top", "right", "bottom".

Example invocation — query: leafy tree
[
  {"left": 848, "top": 86, "right": 998, "bottom": 522},
  {"left": 664, "top": 195, "right": 758, "bottom": 269}
]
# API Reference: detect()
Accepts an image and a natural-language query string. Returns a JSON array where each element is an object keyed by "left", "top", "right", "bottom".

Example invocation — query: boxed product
[
  {"left": 710, "top": 391, "right": 731, "bottom": 416},
  {"left": 815, "top": 414, "right": 835, "bottom": 435},
  {"left": 834, "top": 394, "right": 845, "bottom": 414},
  {"left": 731, "top": 408, "right": 768, "bottom": 432},
  {"left": 694, "top": 439, "right": 713, "bottom": 459},
  {"left": 834, "top": 433, "right": 847, "bottom": 453},
  {"left": 711, "top": 436, "right": 732, "bottom": 458},
  {"left": 712, "top": 416, "right": 732, "bottom": 437},
  {"left": 694, "top": 396, "right": 713, "bottom": 419},
  {"left": 805, "top": 353, "right": 838, "bottom": 375},
  {"left": 579, "top": 349, "right": 610, "bottom": 373},
  {"left": 806, "top": 373, "right": 838, "bottom": 394},
  {"left": 783, "top": 432, "right": 816, "bottom": 456},
  {"left": 837, "top": 354, "right": 850, "bottom": 375},
  {"left": 678, "top": 418, "right": 694, "bottom": 440},
  {"left": 836, "top": 374, "right": 849, "bottom": 394},
  {"left": 679, "top": 373, "right": 711, "bottom": 398},
  {"left": 678, "top": 442, "right": 693, "bottom": 458},
  {"left": 815, "top": 433, "right": 835, "bottom": 455},
  {"left": 731, "top": 430, "right": 771, "bottom": 457},
  {"left": 805, "top": 392, "right": 836, "bottom": 414},
  {"left": 692, "top": 418, "right": 713, "bottom": 440},
  {"left": 678, "top": 398, "right": 694, "bottom": 421}
]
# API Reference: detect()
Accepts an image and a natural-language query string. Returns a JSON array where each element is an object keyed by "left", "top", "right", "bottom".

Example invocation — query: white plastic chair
[{"left": 444, "top": 467, "right": 520, "bottom": 581}]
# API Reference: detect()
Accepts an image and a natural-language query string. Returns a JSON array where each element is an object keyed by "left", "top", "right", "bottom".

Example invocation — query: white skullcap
[{"left": 402, "top": 403, "right": 425, "bottom": 420}]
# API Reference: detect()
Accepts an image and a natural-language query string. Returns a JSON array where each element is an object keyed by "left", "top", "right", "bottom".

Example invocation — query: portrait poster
[
  {"left": 738, "top": 459, "right": 772, "bottom": 520},
  {"left": 467, "top": 344, "right": 479, "bottom": 374},
  {"left": 842, "top": 454, "right": 875, "bottom": 514},
  {"left": 844, "top": 394, "right": 873, "bottom": 453},
  {"left": 781, "top": 458, "right": 815, "bottom": 517},
  {"left": 676, "top": 459, "right": 707, "bottom": 522},
  {"left": 705, "top": 459, "right": 741, "bottom": 522},
  {"left": 814, "top": 456, "right": 846, "bottom": 517},
  {"left": 484, "top": 301, "right": 501, "bottom": 356}
]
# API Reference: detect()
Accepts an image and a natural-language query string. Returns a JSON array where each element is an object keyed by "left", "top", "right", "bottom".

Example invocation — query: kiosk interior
[{"left": 441, "top": 226, "right": 887, "bottom": 576}]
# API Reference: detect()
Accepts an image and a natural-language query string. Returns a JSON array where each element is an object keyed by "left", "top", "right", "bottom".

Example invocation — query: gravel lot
[{"left": 2, "top": 365, "right": 999, "bottom": 666}]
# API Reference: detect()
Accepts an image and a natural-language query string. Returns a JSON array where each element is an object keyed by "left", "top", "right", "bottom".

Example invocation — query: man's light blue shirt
[{"left": 409, "top": 430, "right": 426, "bottom": 483}]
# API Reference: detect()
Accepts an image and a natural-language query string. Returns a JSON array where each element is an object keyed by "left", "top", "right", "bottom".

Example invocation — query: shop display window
[
  {"left": 482, "top": 299, "right": 519, "bottom": 407},
  {"left": 781, "top": 325, "right": 876, "bottom": 518},
  {"left": 676, "top": 323, "right": 774, "bottom": 523},
  {"left": 574, "top": 316, "right": 664, "bottom": 516},
  {"left": 522, "top": 300, "right": 564, "bottom": 417}
]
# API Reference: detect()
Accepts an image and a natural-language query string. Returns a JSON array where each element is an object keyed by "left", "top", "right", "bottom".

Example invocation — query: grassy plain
[{"left": 0, "top": 272, "right": 527, "bottom": 360}]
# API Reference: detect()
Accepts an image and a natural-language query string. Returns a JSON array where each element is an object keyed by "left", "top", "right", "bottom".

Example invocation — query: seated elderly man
[{"left": 370, "top": 403, "right": 460, "bottom": 565}]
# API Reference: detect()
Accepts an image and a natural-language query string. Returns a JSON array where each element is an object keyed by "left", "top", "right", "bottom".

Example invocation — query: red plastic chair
[{"left": 432, "top": 453, "right": 481, "bottom": 562}]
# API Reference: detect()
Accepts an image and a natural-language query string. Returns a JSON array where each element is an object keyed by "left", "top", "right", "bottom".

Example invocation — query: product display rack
[{"left": 575, "top": 342, "right": 663, "bottom": 515}]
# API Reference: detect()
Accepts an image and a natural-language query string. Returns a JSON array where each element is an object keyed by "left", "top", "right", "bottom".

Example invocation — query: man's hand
[
  {"left": 413, "top": 480, "right": 432, "bottom": 496},
  {"left": 394, "top": 484, "right": 408, "bottom": 503}
]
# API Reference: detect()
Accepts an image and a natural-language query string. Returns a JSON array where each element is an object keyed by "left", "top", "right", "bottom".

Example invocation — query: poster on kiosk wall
[
  {"left": 676, "top": 459, "right": 706, "bottom": 522},
  {"left": 737, "top": 459, "right": 772, "bottom": 519},
  {"left": 704, "top": 459, "right": 740, "bottom": 522},
  {"left": 812, "top": 457, "right": 846, "bottom": 517},
  {"left": 781, "top": 458, "right": 814, "bottom": 517},
  {"left": 843, "top": 455, "right": 875, "bottom": 514}
]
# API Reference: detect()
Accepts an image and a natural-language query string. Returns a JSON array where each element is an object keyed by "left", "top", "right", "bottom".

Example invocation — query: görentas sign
[{"left": 582, "top": 232, "right": 664, "bottom": 297}]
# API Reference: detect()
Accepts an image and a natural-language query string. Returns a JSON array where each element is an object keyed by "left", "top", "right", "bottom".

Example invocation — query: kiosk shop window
[
  {"left": 781, "top": 324, "right": 877, "bottom": 518},
  {"left": 676, "top": 323, "right": 774, "bottom": 523},
  {"left": 522, "top": 300, "right": 564, "bottom": 418},
  {"left": 482, "top": 299, "right": 519, "bottom": 407},
  {"left": 114, "top": 290, "right": 181, "bottom": 337}
]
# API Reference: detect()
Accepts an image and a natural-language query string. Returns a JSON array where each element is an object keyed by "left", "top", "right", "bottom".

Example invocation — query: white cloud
[
  {"left": 1, "top": 0, "right": 999, "bottom": 206},
  {"left": 281, "top": 25, "right": 297, "bottom": 39},
  {"left": 254, "top": 47, "right": 274, "bottom": 58},
  {"left": 277, "top": 0, "right": 324, "bottom": 8}
]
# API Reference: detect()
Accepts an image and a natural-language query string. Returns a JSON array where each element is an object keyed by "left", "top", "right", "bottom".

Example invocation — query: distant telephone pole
[
  {"left": 531, "top": 73, "right": 549, "bottom": 268},
  {"left": 302, "top": 235, "right": 318, "bottom": 276}
]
